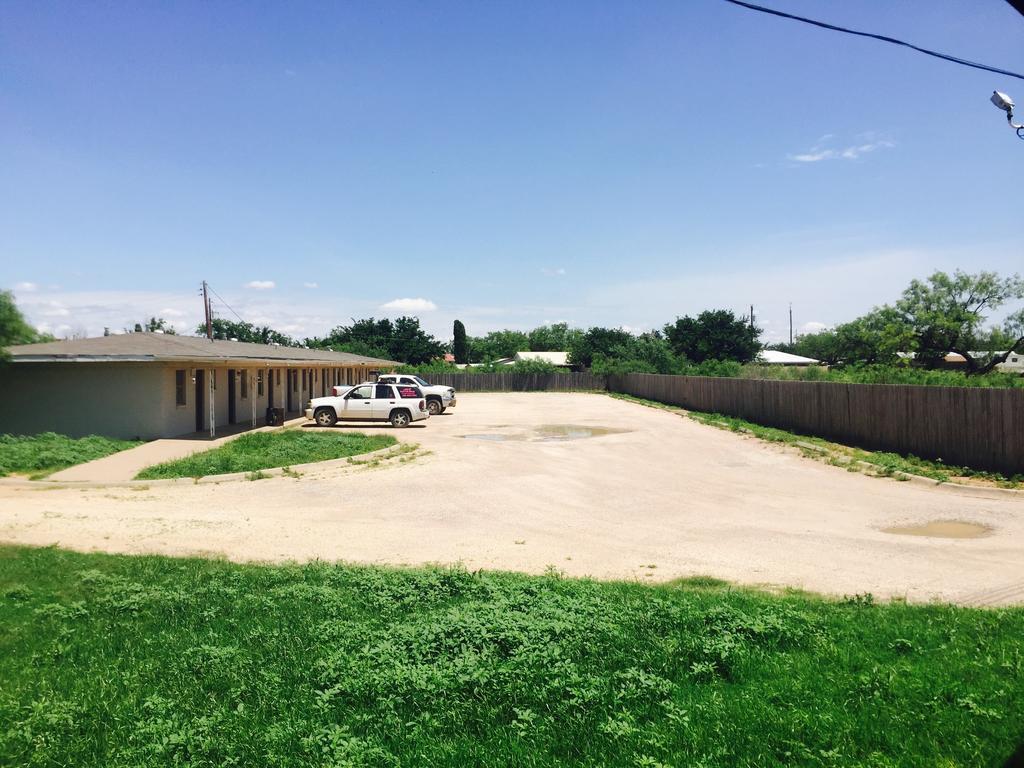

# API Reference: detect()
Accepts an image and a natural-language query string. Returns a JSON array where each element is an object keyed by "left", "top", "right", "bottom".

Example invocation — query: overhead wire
[{"left": 722, "top": 0, "right": 1024, "bottom": 81}]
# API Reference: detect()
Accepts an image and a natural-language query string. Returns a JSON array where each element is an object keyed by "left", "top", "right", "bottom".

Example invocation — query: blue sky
[{"left": 2, "top": 0, "right": 1022, "bottom": 343}]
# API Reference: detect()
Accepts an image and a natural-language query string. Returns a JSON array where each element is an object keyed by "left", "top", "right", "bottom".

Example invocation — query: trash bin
[{"left": 265, "top": 407, "right": 285, "bottom": 426}]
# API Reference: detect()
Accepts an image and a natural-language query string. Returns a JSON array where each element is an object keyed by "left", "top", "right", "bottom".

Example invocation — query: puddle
[
  {"left": 461, "top": 433, "right": 526, "bottom": 442},
  {"left": 460, "top": 424, "right": 629, "bottom": 443},
  {"left": 882, "top": 520, "right": 992, "bottom": 539},
  {"left": 533, "top": 424, "right": 628, "bottom": 441}
]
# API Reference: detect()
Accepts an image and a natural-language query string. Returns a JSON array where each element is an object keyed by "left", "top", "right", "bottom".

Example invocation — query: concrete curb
[{"left": 0, "top": 443, "right": 412, "bottom": 491}]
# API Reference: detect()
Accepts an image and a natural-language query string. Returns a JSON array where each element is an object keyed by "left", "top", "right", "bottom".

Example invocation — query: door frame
[
  {"left": 194, "top": 369, "right": 205, "bottom": 432},
  {"left": 227, "top": 369, "right": 237, "bottom": 424}
]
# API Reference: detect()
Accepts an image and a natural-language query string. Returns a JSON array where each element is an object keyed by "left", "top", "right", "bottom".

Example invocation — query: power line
[
  {"left": 722, "top": 0, "right": 1024, "bottom": 82},
  {"left": 205, "top": 283, "right": 247, "bottom": 325}
]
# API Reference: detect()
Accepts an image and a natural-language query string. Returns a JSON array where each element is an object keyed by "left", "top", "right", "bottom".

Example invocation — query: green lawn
[
  {"left": 135, "top": 429, "right": 396, "bottom": 479},
  {"left": 1, "top": 546, "right": 1021, "bottom": 766},
  {"left": 0, "top": 432, "right": 142, "bottom": 479}
]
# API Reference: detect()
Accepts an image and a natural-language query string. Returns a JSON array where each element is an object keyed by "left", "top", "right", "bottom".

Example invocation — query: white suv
[
  {"left": 306, "top": 382, "right": 429, "bottom": 428},
  {"left": 376, "top": 374, "right": 456, "bottom": 416}
]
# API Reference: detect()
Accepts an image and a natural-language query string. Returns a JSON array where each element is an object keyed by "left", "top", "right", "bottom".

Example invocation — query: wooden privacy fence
[
  {"left": 418, "top": 372, "right": 606, "bottom": 392},
  {"left": 607, "top": 373, "right": 1024, "bottom": 476}
]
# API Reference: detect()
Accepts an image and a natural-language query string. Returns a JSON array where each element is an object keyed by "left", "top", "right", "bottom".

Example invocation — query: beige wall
[
  {"left": 0, "top": 362, "right": 172, "bottom": 439},
  {"left": 0, "top": 361, "right": 395, "bottom": 440}
]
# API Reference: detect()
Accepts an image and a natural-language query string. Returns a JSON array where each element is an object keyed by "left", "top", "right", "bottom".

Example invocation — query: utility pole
[
  {"left": 789, "top": 303, "right": 793, "bottom": 346},
  {"left": 202, "top": 280, "right": 213, "bottom": 340},
  {"left": 749, "top": 304, "right": 755, "bottom": 329}
]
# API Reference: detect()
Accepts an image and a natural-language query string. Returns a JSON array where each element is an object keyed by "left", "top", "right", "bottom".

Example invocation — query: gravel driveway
[{"left": 1, "top": 392, "right": 1022, "bottom": 604}]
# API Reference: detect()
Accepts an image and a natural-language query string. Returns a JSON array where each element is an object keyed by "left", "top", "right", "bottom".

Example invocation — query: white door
[
  {"left": 341, "top": 384, "right": 374, "bottom": 420},
  {"left": 371, "top": 383, "right": 398, "bottom": 419}
]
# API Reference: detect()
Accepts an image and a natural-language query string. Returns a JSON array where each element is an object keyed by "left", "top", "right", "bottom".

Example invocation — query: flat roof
[{"left": 4, "top": 333, "right": 401, "bottom": 367}]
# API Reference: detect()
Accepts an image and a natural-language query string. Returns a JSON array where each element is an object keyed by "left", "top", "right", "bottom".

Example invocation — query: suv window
[
  {"left": 347, "top": 385, "right": 373, "bottom": 399},
  {"left": 397, "top": 386, "right": 422, "bottom": 399},
  {"left": 399, "top": 377, "right": 416, "bottom": 385},
  {"left": 375, "top": 384, "right": 393, "bottom": 399}
]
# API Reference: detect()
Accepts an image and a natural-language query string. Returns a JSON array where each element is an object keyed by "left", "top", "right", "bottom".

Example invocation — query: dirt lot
[{"left": 1, "top": 392, "right": 1022, "bottom": 604}]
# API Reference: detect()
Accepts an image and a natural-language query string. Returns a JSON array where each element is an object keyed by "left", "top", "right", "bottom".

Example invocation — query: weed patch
[
  {"left": 0, "top": 433, "right": 141, "bottom": 478},
  {"left": 135, "top": 430, "right": 395, "bottom": 479}
]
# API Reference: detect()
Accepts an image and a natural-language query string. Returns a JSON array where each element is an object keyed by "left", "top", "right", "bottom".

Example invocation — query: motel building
[{"left": 0, "top": 333, "right": 400, "bottom": 440}]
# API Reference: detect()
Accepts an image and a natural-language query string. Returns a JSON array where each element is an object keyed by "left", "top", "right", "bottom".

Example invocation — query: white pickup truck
[
  {"left": 376, "top": 374, "right": 456, "bottom": 416},
  {"left": 305, "top": 382, "right": 429, "bottom": 428}
]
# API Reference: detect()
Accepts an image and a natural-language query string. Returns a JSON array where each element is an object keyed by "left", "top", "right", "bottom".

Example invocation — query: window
[
  {"left": 276, "top": 369, "right": 281, "bottom": 386},
  {"left": 375, "top": 384, "right": 393, "bottom": 399},
  {"left": 257, "top": 370, "right": 264, "bottom": 396},
  {"left": 175, "top": 370, "right": 186, "bottom": 406},
  {"left": 347, "top": 385, "right": 373, "bottom": 399},
  {"left": 301, "top": 369, "right": 306, "bottom": 390},
  {"left": 292, "top": 371, "right": 297, "bottom": 392},
  {"left": 240, "top": 370, "right": 248, "bottom": 399},
  {"left": 398, "top": 386, "right": 421, "bottom": 399},
  {"left": 399, "top": 377, "right": 416, "bottom": 385}
]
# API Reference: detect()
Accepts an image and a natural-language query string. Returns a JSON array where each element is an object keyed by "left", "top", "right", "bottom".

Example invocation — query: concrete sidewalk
[{"left": 47, "top": 417, "right": 308, "bottom": 483}]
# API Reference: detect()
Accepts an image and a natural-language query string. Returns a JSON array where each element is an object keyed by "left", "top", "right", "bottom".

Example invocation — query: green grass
[
  {"left": 0, "top": 546, "right": 1021, "bottom": 766},
  {"left": 0, "top": 432, "right": 142, "bottom": 479},
  {"left": 609, "top": 393, "right": 1024, "bottom": 489},
  {"left": 135, "top": 430, "right": 396, "bottom": 480}
]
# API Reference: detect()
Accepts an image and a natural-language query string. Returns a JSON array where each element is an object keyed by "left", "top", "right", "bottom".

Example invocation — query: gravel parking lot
[{"left": 1, "top": 392, "right": 1022, "bottom": 604}]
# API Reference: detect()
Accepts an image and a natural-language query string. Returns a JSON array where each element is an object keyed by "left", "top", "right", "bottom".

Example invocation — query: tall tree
[
  {"left": 0, "top": 291, "right": 55, "bottom": 361},
  {"left": 664, "top": 310, "right": 761, "bottom": 363},
  {"left": 466, "top": 329, "right": 530, "bottom": 362},
  {"left": 312, "top": 316, "right": 443, "bottom": 364},
  {"left": 132, "top": 317, "right": 177, "bottom": 334},
  {"left": 199, "top": 318, "right": 296, "bottom": 346},
  {"left": 894, "top": 270, "right": 1024, "bottom": 374},
  {"left": 567, "top": 327, "right": 635, "bottom": 368},
  {"left": 528, "top": 323, "right": 582, "bottom": 352},
  {"left": 452, "top": 319, "right": 468, "bottom": 364}
]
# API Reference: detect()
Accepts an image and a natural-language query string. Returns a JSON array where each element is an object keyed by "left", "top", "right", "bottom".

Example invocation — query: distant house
[
  {"left": 509, "top": 351, "right": 575, "bottom": 369},
  {"left": 756, "top": 350, "right": 821, "bottom": 366},
  {"left": 0, "top": 334, "right": 399, "bottom": 439}
]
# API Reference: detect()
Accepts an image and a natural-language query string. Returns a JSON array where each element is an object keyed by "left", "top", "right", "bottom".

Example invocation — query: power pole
[
  {"left": 789, "top": 303, "right": 793, "bottom": 345},
  {"left": 202, "top": 280, "right": 213, "bottom": 340},
  {"left": 749, "top": 304, "right": 755, "bottom": 329}
]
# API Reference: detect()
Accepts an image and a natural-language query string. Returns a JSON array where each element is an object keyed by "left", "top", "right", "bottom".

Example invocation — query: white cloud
[
  {"left": 159, "top": 307, "right": 186, "bottom": 317},
  {"left": 303, "top": 282, "right": 319, "bottom": 289},
  {"left": 14, "top": 281, "right": 38, "bottom": 292},
  {"left": 789, "top": 137, "right": 894, "bottom": 164},
  {"left": 380, "top": 297, "right": 438, "bottom": 313},
  {"left": 800, "top": 321, "right": 829, "bottom": 334},
  {"left": 541, "top": 267, "right": 567, "bottom": 277},
  {"left": 244, "top": 280, "right": 276, "bottom": 290}
]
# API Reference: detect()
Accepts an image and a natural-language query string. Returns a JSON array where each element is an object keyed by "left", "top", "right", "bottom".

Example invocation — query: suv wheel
[
  {"left": 314, "top": 408, "right": 337, "bottom": 427},
  {"left": 426, "top": 399, "right": 442, "bottom": 416},
  {"left": 390, "top": 409, "right": 411, "bottom": 428}
]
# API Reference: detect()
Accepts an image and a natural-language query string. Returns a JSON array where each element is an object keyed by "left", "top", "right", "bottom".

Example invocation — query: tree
[
  {"left": 831, "top": 307, "right": 913, "bottom": 366},
  {"left": 589, "top": 332, "right": 682, "bottom": 374},
  {"left": 894, "top": 270, "right": 1024, "bottom": 374},
  {"left": 465, "top": 329, "right": 530, "bottom": 362},
  {"left": 199, "top": 319, "right": 296, "bottom": 346},
  {"left": 312, "top": 316, "right": 443, "bottom": 365},
  {"left": 663, "top": 310, "right": 761, "bottom": 364},
  {"left": 132, "top": 317, "right": 177, "bottom": 335},
  {"left": 0, "top": 291, "right": 55, "bottom": 361},
  {"left": 452, "top": 320, "right": 468, "bottom": 364},
  {"left": 528, "top": 323, "right": 583, "bottom": 352},
  {"left": 567, "top": 327, "right": 635, "bottom": 368}
]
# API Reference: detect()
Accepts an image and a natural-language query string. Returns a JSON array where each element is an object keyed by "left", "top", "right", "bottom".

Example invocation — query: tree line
[{"left": 3, "top": 270, "right": 1022, "bottom": 377}]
